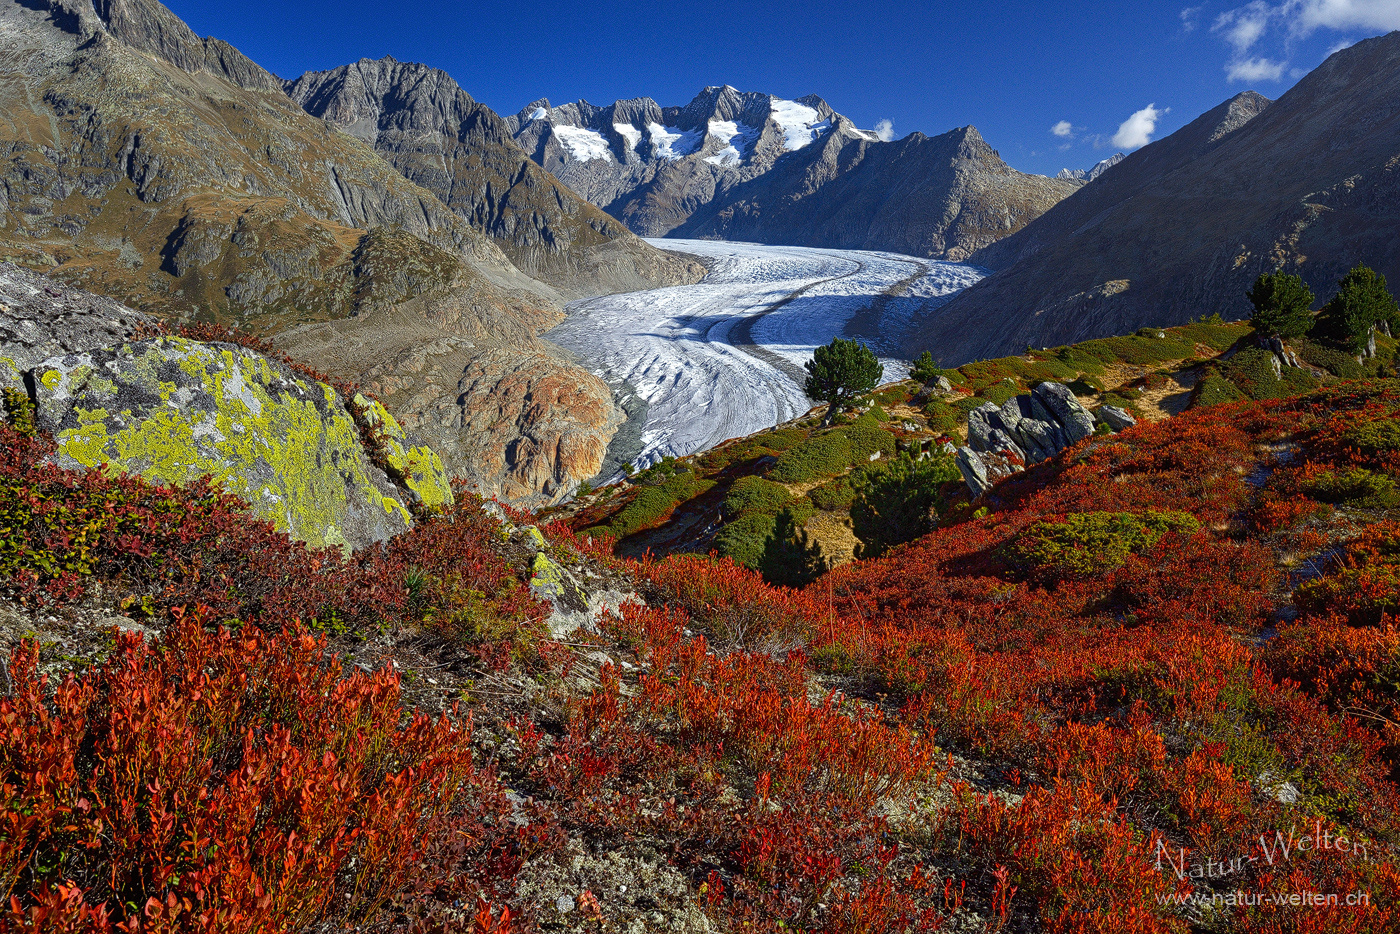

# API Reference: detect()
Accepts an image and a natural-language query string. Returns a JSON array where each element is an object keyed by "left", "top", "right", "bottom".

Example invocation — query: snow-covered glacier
[{"left": 545, "top": 239, "right": 984, "bottom": 475}]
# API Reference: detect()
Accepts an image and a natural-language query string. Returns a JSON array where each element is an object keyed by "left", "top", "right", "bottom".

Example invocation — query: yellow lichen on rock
[
  {"left": 34, "top": 337, "right": 414, "bottom": 553},
  {"left": 351, "top": 393, "right": 454, "bottom": 511}
]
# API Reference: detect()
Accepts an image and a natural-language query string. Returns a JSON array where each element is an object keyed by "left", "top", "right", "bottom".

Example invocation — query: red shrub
[{"left": 0, "top": 609, "right": 517, "bottom": 931}]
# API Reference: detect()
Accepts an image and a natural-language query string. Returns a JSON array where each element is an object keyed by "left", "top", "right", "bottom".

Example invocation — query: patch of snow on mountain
[
  {"left": 704, "top": 120, "right": 759, "bottom": 167},
  {"left": 770, "top": 98, "right": 829, "bottom": 150},
  {"left": 529, "top": 107, "right": 547, "bottom": 121},
  {"left": 613, "top": 123, "right": 642, "bottom": 150},
  {"left": 647, "top": 122, "right": 701, "bottom": 160},
  {"left": 553, "top": 124, "right": 612, "bottom": 162}
]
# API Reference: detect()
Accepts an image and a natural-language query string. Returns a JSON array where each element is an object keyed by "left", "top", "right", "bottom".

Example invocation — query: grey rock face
[
  {"left": 285, "top": 58, "right": 703, "bottom": 299},
  {"left": 1032, "top": 382, "right": 1097, "bottom": 444},
  {"left": 958, "top": 382, "right": 1121, "bottom": 497},
  {"left": 0, "top": 262, "right": 154, "bottom": 391},
  {"left": 507, "top": 89, "right": 1080, "bottom": 259},
  {"left": 1014, "top": 417, "right": 1063, "bottom": 465},
  {"left": 956, "top": 446, "right": 1022, "bottom": 499},
  {"left": 1266, "top": 337, "right": 1301, "bottom": 369},
  {"left": 1095, "top": 405, "right": 1138, "bottom": 432}
]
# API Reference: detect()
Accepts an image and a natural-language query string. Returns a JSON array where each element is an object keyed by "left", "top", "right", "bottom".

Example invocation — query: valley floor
[{"left": 545, "top": 239, "right": 983, "bottom": 472}]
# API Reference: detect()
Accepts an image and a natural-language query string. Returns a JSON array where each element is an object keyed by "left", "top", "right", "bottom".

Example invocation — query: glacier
[{"left": 545, "top": 240, "right": 984, "bottom": 475}]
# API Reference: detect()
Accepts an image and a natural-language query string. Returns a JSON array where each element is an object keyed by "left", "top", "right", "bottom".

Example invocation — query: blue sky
[{"left": 170, "top": 0, "right": 1399, "bottom": 176}]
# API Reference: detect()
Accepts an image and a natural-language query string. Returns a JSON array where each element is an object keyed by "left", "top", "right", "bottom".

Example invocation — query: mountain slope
[
  {"left": 0, "top": 0, "right": 622, "bottom": 504},
  {"left": 286, "top": 58, "right": 702, "bottom": 299},
  {"left": 971, "top": 91, "right": 1272, "bottom": 273},
  {"left": 508, "top": 87, "right": 1080, "bottom": 258},
  {"left": 674, "top": 125, "right": 1082, "bottom": 261},
  {"left": 911, "top": 34, "right": 1400, "bottom": 363}
]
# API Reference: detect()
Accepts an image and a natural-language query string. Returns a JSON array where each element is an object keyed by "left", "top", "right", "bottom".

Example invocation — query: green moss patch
[
  {"left": 724, "top": 476, "right": 795, "bottom": 519},
  {"left": 1009, "top": 510, "right": 1201, "bottom": 578}
]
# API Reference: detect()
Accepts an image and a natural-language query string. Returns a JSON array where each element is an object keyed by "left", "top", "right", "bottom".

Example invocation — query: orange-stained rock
[{"left": 448, "top": 349, "right": 621, "bottom": 505}]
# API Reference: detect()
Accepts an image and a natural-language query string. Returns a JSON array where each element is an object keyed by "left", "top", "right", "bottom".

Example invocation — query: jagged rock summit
[
  {"left": 508, "top": 88, "right": 1082, "bottom": 259},
  {"left": 285, "top": 57, "right": 704, "bottom": 299},
  {"left": 1056, "top": 152, "right": 1125, "bottom": 181},
  {"left": 507, "top": 86, "right": 851, "bottom": 237}
]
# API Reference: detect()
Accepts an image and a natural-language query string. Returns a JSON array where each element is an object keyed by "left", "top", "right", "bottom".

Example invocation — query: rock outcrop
[
  {"left": 481, "top": 506, "right": 643, "bottom": 639},
  {"left": 0, "top": 264, "right": 451, "bottom": 552},
  {"left": 0, "top": 263, "right": 156, "bottom": 392},
  {"left": 275, "top": 312, "right": 618, "bottom": 508},
  {"left": 450, "top": 349, "right": 623, "bottom": 504},
  {"left": 912, "top": 32, "right": 1400, "bottom": 363},
  {"left": 956, "top": 381, "right": 1129, "bottom": 498},
  {"left": 507, "top": 88, "right": 1080, "bottom": 259},
  {"left": 35, "top": 337, "right": 425, "bottom": 552},
  {"left": 285, "top": 58, "right": 704, "bottom": 299}
]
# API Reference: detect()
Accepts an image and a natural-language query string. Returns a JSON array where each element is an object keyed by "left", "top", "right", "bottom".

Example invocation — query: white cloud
[
  {"left": 1226, "top": 55, "right": 1289, "bottom": 79},
  {"left": 1209, "top": 0, "right": 1397, "bottom": 81},
  {"left": 1289, "top": 0, "right": 1400, "bottom": 34},
  {"left": 1181, "top": 5, "right": 1205, "bottom": 30},
  {"left": 874, "top": 118, "right": 894, "bottom": 142},
  {"left": 1051, "top": 120, "right": 1074, "bottom": 138},
  {"left": 1214, "top": 1, "right": 1275, "bottom": 51},
  {"left": 1112, "top": 104, "right": 1168, "bottom": 149},
  {"left": 1327, "top": 36, "right": 1357, "bottom": 52}
]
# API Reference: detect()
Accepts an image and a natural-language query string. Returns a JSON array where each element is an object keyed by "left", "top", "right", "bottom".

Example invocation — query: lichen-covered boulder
[
  {"left": 351, "top": 393, "right": 453, "bottom": 511},
  {"left": 33, "top": 337, "right": 414, "bottom": 552}
]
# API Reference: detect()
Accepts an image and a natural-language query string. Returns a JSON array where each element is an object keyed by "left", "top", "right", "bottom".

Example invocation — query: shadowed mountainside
[{"left": 910, "top": 32, "right": 1400, "bottom": 363}]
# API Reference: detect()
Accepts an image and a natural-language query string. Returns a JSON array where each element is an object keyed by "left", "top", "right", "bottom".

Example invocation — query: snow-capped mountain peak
[{"left": 1056, "top": 152, "right": 1126, "bottom": 182}]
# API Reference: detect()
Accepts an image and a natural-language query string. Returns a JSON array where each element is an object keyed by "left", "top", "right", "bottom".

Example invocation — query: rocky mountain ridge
[
  {"left": 674, "top": 124, "right": 1083, "bottom": 261},
  {"left": 1055, "top": 152, "right": 1125, "bottom": 181},
  {"left": 507, "top": 87, "right": 1081, "bottom": 259},
  {"left": 285, "top": 57, "right": 703, "bottom": 299},
  {"left": 911, "top": 32, "right": 1400, "bottom": 363},
  {"left": 507, "top": 86, "right": 853, "bottom": 237}
]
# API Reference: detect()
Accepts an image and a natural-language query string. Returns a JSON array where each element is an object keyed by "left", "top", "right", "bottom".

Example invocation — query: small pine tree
[
  {"left": 909, "top": 350, "right": 943, "bottom": 385},
  {"left": 759, "top": 508, "right": 824, "bottom": 588},
  {"left": 804, "top": 337, "right": 883, "bottom": 426},
  {"left": 1314, "top": 265, "right": 1399, "bottom": 355},
  {"left": 1246, "top": 270, "right": 1314, "bottom": 339},
  {"left": 850, "top": 451, "right": 961, "bottom": 559}
]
